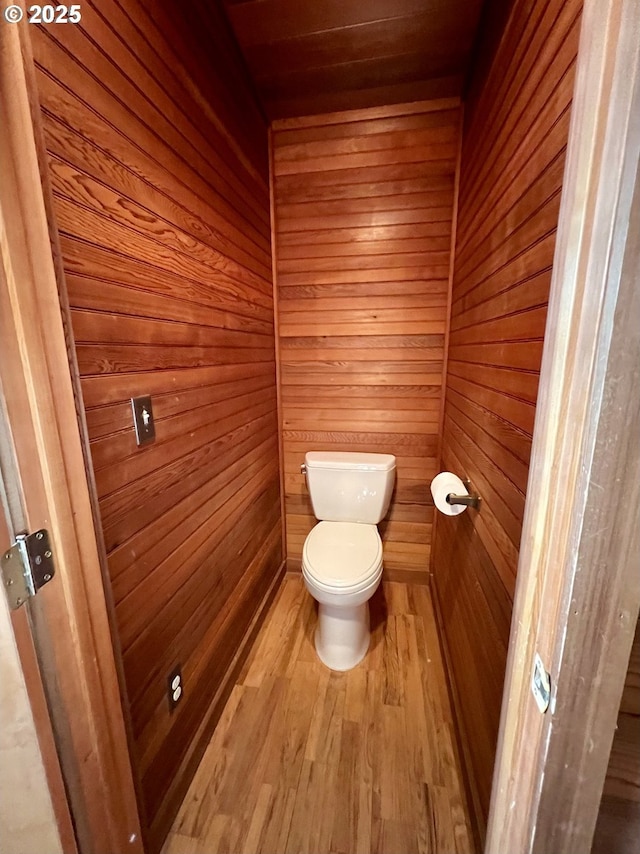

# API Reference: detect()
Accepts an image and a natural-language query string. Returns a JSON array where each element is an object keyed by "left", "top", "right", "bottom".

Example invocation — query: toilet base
[{"left": 314, "top": 601, "right": 370, "bottom": 671}]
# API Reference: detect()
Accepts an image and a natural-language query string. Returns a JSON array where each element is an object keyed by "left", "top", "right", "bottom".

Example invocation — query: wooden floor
[{"left": 163, "top": 576, "right": 474, "bottom": 854}]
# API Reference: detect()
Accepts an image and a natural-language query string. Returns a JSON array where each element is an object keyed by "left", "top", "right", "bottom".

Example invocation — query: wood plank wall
[
  {"left": 430, "top": 0, "right": 583, "bottom": 839},
  {"left": 222, "top": 0, "right": 483, "bottom": 119},
  {"left": 29, "top": 2, "right": 281, "bottom": 849},
  {"left": 271, "top": 100, "right": 461, "bottom": 582}
]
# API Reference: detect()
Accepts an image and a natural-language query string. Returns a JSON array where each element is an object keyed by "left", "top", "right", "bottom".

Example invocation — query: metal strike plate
[{"left": 532, "top": 652, "right": 551, "bottom": 713}]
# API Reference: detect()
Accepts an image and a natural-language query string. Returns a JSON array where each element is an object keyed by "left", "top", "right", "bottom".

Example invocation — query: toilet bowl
[
  {"left": 302, "top": 521, "right": 383, "bottom": 670},
  {"left": 300, "top": 451, "right": 395, "bottom": 671}
]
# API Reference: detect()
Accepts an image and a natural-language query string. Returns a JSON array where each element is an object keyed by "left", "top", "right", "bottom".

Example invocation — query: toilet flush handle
[{"left": 300, "top": 464, "right": 307, "bottom": 475}]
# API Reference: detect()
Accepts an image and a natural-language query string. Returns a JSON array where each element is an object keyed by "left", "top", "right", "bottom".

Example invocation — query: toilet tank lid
[{"left": 305, "top": 451, "right": 396, "bottom": 471}]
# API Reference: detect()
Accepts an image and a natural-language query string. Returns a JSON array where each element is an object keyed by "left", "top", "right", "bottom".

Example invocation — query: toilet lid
[{"left": 303, "top": 521, "right": 382, "bottom": 589}]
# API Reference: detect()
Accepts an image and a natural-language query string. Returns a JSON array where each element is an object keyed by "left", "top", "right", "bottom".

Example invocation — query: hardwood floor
[{"left": 162, "top": 576, "right": 473, "bottom": 854}]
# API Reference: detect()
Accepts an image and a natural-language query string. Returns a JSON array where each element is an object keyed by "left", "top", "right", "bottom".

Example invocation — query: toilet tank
[{"left": 304, "top": 451, "right": 396, "bottom": 524}]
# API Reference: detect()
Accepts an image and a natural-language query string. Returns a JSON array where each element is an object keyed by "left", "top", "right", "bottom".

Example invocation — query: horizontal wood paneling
[
  {"left": 222, "top": 0, "right": 483, "bottom": 119},
  {"left": 272, "top": 100, "right": 460, "bottom": 581},
  {"left": 30, "top": 2, "right": 280, "bottom": 850},
  {"left": 431, "top": 0, "right": 582, "bottom": 840}
]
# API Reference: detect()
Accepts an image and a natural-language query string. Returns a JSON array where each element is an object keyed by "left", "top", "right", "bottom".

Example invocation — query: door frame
[
  {"left": 486, "top": 0, "right": 640, "bottom": 850},
  {"left": 0, "top": 14, "right": 143, "bottom": 854}
]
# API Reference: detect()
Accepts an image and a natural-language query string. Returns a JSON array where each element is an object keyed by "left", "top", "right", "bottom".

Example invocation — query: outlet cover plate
[{"left": 167, "top": 664, "right": 183, "bottom": 713}]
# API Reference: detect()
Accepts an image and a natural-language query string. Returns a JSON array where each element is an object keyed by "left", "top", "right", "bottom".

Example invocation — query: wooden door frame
[
  {"left": 0, "top": 15, "right": 143, "bottom": 854},
  {"left": 486, "top": 0, "right": 640, "bottom": 850}
]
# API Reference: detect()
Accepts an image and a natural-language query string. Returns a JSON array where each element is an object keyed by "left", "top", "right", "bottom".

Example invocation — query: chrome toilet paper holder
[{"left": 446, "top": 479, "right": 481, "bottom": 509}]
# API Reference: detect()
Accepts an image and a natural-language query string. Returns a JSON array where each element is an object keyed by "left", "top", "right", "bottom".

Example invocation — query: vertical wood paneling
[
  {"left": 431, "top": 0, "right": 582, "bottom": 838},
  {"left": 271, "top": 99, "right": 461, "bottom": 581},
  {"left": 30, "top": 2, "right": 281, "bottom": 850}
]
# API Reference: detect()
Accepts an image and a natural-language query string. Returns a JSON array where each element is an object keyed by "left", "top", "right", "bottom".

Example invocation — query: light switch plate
[{"left": 131, "top": 396, "right": 155, "bottom": 446}]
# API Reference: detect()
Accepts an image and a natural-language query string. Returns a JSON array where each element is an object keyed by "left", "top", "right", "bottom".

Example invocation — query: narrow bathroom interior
[{"left": 13, "top": 0, "right": 639, "bottom": 853}]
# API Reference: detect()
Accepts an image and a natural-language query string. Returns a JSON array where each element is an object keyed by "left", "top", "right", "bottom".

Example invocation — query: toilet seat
[{"left": 302, "top": 521, "right": 383, "bottom": 593}]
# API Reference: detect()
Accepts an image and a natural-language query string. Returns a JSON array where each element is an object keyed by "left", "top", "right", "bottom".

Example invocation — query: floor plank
[{"left": 163, "top": 578, "right": 474, "bottom": 854}]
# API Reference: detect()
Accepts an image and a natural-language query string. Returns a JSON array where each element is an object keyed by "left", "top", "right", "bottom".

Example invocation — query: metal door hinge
[{"left": 2, "top": 530, "right": 55, "bottom": 610}]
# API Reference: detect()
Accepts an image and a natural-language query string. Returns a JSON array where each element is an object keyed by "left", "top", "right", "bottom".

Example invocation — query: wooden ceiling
[{"left": 221, "top": 0, "right": 486, "bottom": 120}]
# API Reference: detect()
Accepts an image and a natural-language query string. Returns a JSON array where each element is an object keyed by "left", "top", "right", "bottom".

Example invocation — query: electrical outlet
[{"left": 167, "top": 665, "right": 183, "bottom": 713}]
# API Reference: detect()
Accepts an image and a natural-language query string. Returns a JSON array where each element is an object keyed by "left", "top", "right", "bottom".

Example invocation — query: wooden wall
[
  {"left": 430, "top": 0, "right": 583, "bottom": 838},
  {"left": 30, "top": 1, "right": 281, "bottom": 849},
  {"left": 222, "top": 0, "right": 483, "bottom": 119},
  {"left": 271, "top": 99, "right": 461, "bottom": 582}
]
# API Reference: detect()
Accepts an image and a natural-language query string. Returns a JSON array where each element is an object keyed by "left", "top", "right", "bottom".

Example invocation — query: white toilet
[{"left": 301, "top": 451, "right": 396, "bottom": 671}]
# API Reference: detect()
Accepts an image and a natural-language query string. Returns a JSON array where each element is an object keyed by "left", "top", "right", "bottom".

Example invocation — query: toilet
[{"left": 301, "top": 451, "right": 396, "bottom": 671}]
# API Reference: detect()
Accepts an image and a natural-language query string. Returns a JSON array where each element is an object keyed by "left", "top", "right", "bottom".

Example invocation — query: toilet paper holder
[{"left": 446, "top": 479, "right": 481, "bottom": 509}]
